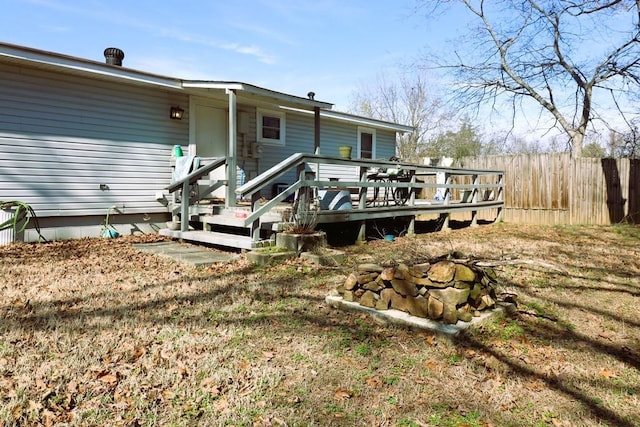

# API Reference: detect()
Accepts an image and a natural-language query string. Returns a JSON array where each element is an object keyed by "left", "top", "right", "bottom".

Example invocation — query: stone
[
  {"left": 379, "top": 288, "right": 396, "bottom": 309},
  {"left": 394, "top": 263, "right": 410, "bottom": 280},
  {"left": 455, "top": 264, "right": 477, "bottom": 282},
  {"left": 390, "top": 293, "right": 410, "bottom": 313},
  {"left": 427, "top": 261, "right": 456, "bottom": 283},
  {"left": 375, "top": 297, "right": 390, "bottom": 310},
  {"left": 344, "top": 273, "right": 359, "bottom": 290},
  {"left": 423, "top": 279, "right": 452, "bottom": 289},
  {"left": 469, "top": 283, "right": 482, "bottom": 300},
  {"left": 408, "top": 268, "right": 425, "bottom": 279},
  {"left": 300, "top": 249, "right": 346, "bottom": 266},
  {"left": 453, "top": 281, "right": 472, "bottom": 290},
  {"left": 359, "top": 291, "right": 379, "bottom": 308},
  {"left": 442, "top": 303, "right": 458, "bottom": 324},
  {"left": 357, "top": 272, "right": 379, "bottom": 284},
  {"left": 391, "top": 278, "right": 419, "bottom": 297},
  {"left": 412, "top": 276, "right": 435, "bottom": 286},
  {"left": 427, "top": 295, "right": 444, "bottom": 319},
  {"left": 481, "top": 294, "right": 495, "bottom": 309},
  {"left": 358, "top": 263, "right": 384, "bottom": 272},
  {"left": 457, "top": 309, "right": 473, "bottom": 322},
  {"left": 380, "top": 267, "right": 395, "bottom": 281},
  {"left": 343, "top": 291, "right": 355, "bottom": 302},
  {"left": 429, "top": 287, "right": 470, "bottom": 306},
  {"left": 412, "top": 263, "right": 431, "bottom": 274},
  {"left": 276, "top": 231, "right": 327, "bottom": 252},
  {"left": 484, "top": 267, "right": 498, "bottom": 283},
  {"left": 363, "top": 281, "right": 384, "bottom": 292},
  {"left": 407, "top": 295, "right": 429, "bottom": 318}
]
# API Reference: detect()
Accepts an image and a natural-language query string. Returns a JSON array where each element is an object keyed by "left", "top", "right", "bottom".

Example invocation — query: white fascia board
[
  {"left": 281, "top": 106, "right": 414, "bottom": 133},
  {"left": 182, "top": 81, "right": 333, "bottom": 110},
  {"left": 0, "top": 43, "right": 183, "bottom": 90}
]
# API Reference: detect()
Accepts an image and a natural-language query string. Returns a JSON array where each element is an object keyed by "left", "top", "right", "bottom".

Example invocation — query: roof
[
  {"left": 0, "top": 42, "right": 413, "bottom": 131},
  {"left": 0, "top": 42, "right": 332, "bottom": 111},
  {"left": 280, "top": 106, "right": 414, "bottom": 133}
]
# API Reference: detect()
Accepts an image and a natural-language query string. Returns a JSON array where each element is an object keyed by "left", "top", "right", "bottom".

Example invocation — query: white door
[{"left": 195, "top": 104, "right": 227, "bottom": 199}]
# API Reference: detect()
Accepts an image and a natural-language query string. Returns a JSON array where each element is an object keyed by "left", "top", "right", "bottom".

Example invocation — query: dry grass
[{"left": 0, "top": 223, "right": 639, "bottom": 426}]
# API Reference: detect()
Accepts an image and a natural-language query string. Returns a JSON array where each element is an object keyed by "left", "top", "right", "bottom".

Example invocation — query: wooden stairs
[{"left": 159, "top": 203, "right": 290, "bottom": 250}]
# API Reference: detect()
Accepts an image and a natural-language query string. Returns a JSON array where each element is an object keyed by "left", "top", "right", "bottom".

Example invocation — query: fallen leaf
[
  {"left": 334, "top": 388, "right": 353, "bottom": 400},
  {"left": 598, "top": 368, "right": 617, "bottom": 379},
  {"left": 424, "top": 360, "right": 438, "bottom": 370},
  {"left": 262, "top": 351, "right": 275, "bottom": 361},
  {"left": 214, "top": 397, "right": 229, "bottom": 412},
  {"left": 98, "top": 373, "right": 118, "bottom": 385},
  {"left": 200, "top": 377, "right": 221, "bottom": 395},
  {"left": 365, "top": 377, "right": 380, "bottom": 387},
  {"left": 11, "top": 404, "right": 23, "bottom": 420}
]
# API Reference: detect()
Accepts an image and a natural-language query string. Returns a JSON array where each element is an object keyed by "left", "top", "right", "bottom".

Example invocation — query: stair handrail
[
  {"left": 165, "top": 156, "right": 227, "bottom": 193},
  {"left": 165, "top": 156, "right": 227, "bottom": 232}
]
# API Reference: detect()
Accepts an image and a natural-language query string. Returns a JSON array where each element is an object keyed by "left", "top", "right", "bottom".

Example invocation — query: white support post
[
  {"left": 227, "top": 89, "right": 238, "bottom": 208},
  {"left": 181, "top": 180, "right": 189, "bottom": 232}
]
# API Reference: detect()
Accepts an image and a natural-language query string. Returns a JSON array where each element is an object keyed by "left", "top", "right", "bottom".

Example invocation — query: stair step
[
  {"left": 159, "top": 229, "right": 255, "bottom": 250},
  {"left": 201, "top": 214, "right": 280, "bottom": 228}
]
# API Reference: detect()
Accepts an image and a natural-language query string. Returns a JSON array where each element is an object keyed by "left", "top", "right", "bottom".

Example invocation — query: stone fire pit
[{"left": 328, "top": 254, "right": 514, "bottom": 334}]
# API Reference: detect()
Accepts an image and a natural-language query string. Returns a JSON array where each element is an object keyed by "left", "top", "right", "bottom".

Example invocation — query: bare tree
[
  {"left": 424, "top": 0, "right": 640, "bottom": 157},
  {"left": 349, "top": 73, "right": 451, "bottom": 162}
]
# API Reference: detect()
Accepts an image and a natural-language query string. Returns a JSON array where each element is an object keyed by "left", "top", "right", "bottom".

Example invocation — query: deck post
[
  {"left": 440, "top": 173, "right": 452, "bottom": 231},
  {"left": 356, "top": 165, "right": 368, "bottom": 243},
  {"left": 496, "top": 173, "right": 505, "bottom": 222},
  {"left": 471, "top": 174, "right": 479, "bottom": 227},
  {"left": 226, "top": 89, "right": 238, "bottom": 208},
  {"left": 181, "top": 180, "right": 189, "bottom": 232},
  {"left": 408, "top": 169, "right": 416, "bottom": 236},
  {"left": 250, "top": 191, "right": 261, "bottom": 241}
]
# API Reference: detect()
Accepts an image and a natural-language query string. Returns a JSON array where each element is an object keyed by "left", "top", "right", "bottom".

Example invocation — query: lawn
[{"left": 1, "top": 223, "right": 639, "bottom": 426}]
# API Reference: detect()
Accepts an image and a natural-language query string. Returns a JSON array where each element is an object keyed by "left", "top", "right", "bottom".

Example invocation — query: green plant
[
  {"left": 0, "top": 200, "right": 47, "bottom": 241},
  {"left": 355, "top": 343, "right": 372, "bottom": 356},
  {"left": 100, "top": 205, "right": 120, "bottom": 238}
]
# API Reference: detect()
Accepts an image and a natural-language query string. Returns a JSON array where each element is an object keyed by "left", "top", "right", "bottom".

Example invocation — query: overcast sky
[{"left": 2, "top": 0, "right": 466, "bottom": 112}]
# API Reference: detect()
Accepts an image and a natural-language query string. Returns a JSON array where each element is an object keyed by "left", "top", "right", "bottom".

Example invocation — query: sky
[
  {"left": 1, "top": 0, "right": 461, "bottom": 112},
  {"left": 3, "top": 0, "right": 636, "bottom": 147}
]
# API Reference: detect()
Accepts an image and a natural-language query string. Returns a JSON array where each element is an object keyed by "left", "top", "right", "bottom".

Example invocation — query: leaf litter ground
[{"left": 0, "top": 224, "right": 639, "bottom": 426}]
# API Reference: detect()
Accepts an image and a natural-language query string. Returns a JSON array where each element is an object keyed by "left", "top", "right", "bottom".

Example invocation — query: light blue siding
[
  {"left": 0, "top": 62, "right": 188, "bottom": 217},
  {"left": 256, "top": 110, "right": 399, "bottom": 195}
]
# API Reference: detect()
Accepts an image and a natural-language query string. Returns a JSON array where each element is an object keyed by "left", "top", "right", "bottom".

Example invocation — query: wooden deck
[{"left": 159, "top": 154, "right": 505, "bottom": 249}]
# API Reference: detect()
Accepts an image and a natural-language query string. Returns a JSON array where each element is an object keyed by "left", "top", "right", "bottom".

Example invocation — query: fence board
[{"left": 458, "top": 154, "right": 638, "bottom": 225}]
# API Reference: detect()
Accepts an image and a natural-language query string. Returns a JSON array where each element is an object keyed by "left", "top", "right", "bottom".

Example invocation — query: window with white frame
[
  {"left": 257, "top": 108, "right": 286, "bottom": 146},
  {"left": 357, "top": 127, "right": 376, "bottom": 159}
]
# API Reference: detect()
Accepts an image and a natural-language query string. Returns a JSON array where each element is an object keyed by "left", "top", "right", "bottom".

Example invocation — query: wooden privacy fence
[{"left": 455, "top": 153, "right": 640, "bottom": 225}]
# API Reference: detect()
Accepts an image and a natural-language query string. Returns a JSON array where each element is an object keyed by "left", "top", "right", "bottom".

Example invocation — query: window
[
  {"left": 357, "top": 127, "right": 376, "bottom": 159},
  {"left": 257, "top": 108, "right": 286, "bottom": 146}
]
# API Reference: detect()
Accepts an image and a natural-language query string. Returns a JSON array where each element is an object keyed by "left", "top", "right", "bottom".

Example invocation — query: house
[{"left": 0, "top": 42, "right": 415, "bottom": 245}]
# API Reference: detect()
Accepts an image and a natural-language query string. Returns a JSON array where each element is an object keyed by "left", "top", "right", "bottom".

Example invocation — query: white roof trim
[
  {"left": 281, "top": 106, "right": 413, "bottom": 133},
  {"left": 183, "top": 81, "right": 333, "bottom": 109}
]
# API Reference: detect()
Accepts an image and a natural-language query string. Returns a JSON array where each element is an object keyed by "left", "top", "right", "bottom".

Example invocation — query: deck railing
[{"left": 236, "top": 153, "right": 505, "bottom": 240}]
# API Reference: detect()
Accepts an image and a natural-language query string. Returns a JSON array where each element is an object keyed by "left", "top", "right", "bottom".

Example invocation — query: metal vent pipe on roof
[{"left": 104, "top": 47, "right": 124, "bottom": 66}]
